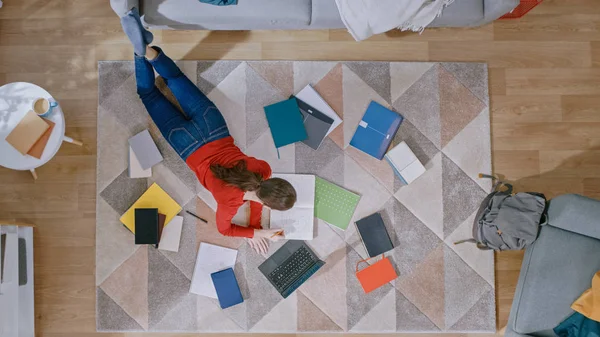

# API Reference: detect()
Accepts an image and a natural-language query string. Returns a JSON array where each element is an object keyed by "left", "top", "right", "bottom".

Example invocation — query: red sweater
[{"left": 186, "top": 136, "right": 271, "bottom": 238}]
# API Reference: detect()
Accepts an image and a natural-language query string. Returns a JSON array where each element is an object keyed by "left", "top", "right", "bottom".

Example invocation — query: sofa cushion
[
  {"left": 141, "top": 0, "right": 312, "bottom": 30},
  {"left": 311, "top": 0, "right": 345, "bottom": 29},
  {"left": 512, "top": 225, "right": 600, "bottom": 334},
  {"left": 429, "top": 0, "right": 484, "bottom": 27}
]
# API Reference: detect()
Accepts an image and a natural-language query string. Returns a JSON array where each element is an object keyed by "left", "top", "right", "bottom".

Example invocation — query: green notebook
[{"left": 314, "top": 177, "right": 360, "bottom": 230}]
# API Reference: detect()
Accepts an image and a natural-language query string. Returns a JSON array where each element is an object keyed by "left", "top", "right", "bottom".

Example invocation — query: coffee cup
[{"left": 32, "top": 97, "right": 58, "bottom": 117}]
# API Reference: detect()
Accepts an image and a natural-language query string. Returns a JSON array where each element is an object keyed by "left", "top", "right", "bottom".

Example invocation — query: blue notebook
[
  {"left": 349, "top": 101, "right": 403, "bottom": 160},
  {"left": 264, "top": 98, "right": 308, "bottom": 155},
  {"left": 211, "top": 268, "right": 244, "bottom": 309}
]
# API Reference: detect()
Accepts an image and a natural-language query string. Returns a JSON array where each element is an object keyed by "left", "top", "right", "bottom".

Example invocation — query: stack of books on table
[{"left": 5, "top": 111, "right": 56, "bottom": 159}]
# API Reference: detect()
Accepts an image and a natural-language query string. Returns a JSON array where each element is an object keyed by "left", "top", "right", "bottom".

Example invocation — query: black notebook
[
  {"left": 355, "top": 213, "right": 394, "bottom": 257},
  {"left": 293, "top": 97, "right": 335, "bottom": 150},
  {"left": 135, "top": 208, "right": 159, "bottom": 246}
]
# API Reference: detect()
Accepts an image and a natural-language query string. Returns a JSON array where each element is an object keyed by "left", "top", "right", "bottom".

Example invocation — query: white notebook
[
  {"left": 269, "top": 174, "right": 315, "bottom": 240},
  {"left": 385, "top": 141, "right": 426, "bottom": 184},
  {"left": 296, "top": 85, "right": 342, "bottom": 137},
  {"left": 158, "top": 215, "right": 183, "bottom": 252},
  {"left": 128, "top": 146, "right": 152, "bottom": 178},
  {"left": 190, "top": 243, "right": 238, "bottom": 299}
]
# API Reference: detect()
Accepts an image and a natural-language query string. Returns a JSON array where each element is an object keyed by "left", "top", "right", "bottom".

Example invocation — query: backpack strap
[{"left": 453, "top": 238, "right": 477, "bottom": 245}]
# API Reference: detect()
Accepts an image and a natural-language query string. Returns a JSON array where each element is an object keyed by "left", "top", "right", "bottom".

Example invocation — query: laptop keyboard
[{"left": 268, "top": 246, "right": 316, "bottom": 290}]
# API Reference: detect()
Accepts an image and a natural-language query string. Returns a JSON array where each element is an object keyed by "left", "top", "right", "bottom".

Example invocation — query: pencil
[
  {"left": 270, "top": 230, "right": 284, "bottom": 238},
  {"left": 185, "top": 210, "right": 208, "bottom": 223}
]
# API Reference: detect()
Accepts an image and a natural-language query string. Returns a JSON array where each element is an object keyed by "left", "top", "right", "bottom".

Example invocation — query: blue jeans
[{"left": 134, "top": 47, "right": 230, "bottom": 160}]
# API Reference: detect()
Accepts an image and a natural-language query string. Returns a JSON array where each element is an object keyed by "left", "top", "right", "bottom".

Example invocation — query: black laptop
[{"left": 258, "top": 241, "right": 324, "bottom": 298}]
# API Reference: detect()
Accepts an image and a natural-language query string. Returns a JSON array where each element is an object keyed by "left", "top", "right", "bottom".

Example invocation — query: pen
[{"left": 186, "top": 210, "right": 208, "bottom": 223}]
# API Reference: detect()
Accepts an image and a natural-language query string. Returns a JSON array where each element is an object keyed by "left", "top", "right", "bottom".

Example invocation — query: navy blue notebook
[
  {"left": 349, "top": 101, "right": 403, "bottom": 160},
  {"left": 264, "top": 98, "right": 308, "bottom": 154},
  {"left": 211, "top": 268, "right": 244, "bottom": 309}
]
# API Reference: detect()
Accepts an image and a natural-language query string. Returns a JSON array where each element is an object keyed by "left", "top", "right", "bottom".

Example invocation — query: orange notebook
[
  {"left": 27, "top": 119, "right": 56, "bottom": 159},
  {"left": 5, "top": 111, "right": 50, "bottom": 155},
  {"left": 355, "top": 255, "right": 397, "bottom": 293}
]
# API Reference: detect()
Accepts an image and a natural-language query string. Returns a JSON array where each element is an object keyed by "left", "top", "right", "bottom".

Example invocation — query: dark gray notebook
[
  {"left": 355, "top": 213, "right": 394, "bottom": 257},
  {"left": 294, "top": 97, "right": 334, "bottom": 150}
]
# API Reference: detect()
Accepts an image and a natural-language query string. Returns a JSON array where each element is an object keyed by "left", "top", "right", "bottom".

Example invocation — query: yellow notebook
[{"left": 120, "top": 183, "right": 181, "bottom": 234}]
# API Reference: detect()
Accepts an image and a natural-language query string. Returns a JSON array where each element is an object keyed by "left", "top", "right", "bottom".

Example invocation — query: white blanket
[{"left": 335, "top": 0, "right": 454, "bottom": 41}]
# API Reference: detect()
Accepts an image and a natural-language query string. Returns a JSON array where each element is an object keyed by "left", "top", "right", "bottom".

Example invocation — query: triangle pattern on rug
[
  {"left": 444, "top": 210, "right": 495, "bottom": 287},
  {"left": 442, "top": 154, "right": 487, "bottom": 238},
  {"left": 342, "top": 154, "right": 393, "bottom": 244},
  {"left": 442, "top": 107, "right": 492, "bottom": 192},
  {"left": 395, "top": 152, "right": 443, "bottom": 240},
  {"left": 246, "top": 131, "right": 295, "bottom": 173},
  {"left": 439, "top": 65, "right": 486, "bottom": 148},
  {"left": 396, "top": 290, "right": 440, "bottom": 332},
  {"left": 390, "top": 199, "right": 442, "bottom": 277},
  {"left": 295, "top": 137, "right": 344, "bottom": 176},
  {"left": 442, "top": 62, "right": 489, "bottom": 106},
  {"left": 248, "top": 61, "right": 293, "bottom": 97},
  {"left": 393, "top": 65, "right": 441, "bottom": 149},
  {"left": 390, "top": 62, "right": 435, "bottom": 103},
  {"left": 97, "top": 288, "right": 144, "bottom": 332},
  {"left": 297, "top": 291, "right": 343, "bottom": 332},
  {"left": 243, "top": 242, "right": 284, "bottom": 330},
  {"left": 448, "top": 289, "right": 495, "bottom": 332},
  {"left": 345, "top": 61, "right": 391, "bottom": 104},
  {"left": 97, "top": 106, "right": 132, "bottom": 193},
  {"left": 100, "top": 245, "right": 149, "bottom": 330},
  {"left": 100, "top": 168, "right": 147, "bottom": 216},
  {"left": 350, "top": 287, "right": 396, "bottom": 332},
  {"left": 314, "top": 63, "right": 344, "bottom": 148},
  {"left": 443, "top": 245, "right": 493, "bottom": 329},
  {"left": 96, "top": 197, "right": 140, "bottom": 286},
  {"left": 293, "top": 61, "right": 338, "bottom": 93},
  {"left": 346, "top": 245, "right": 394, "bottom": 331},
  {"left": 299, "top": 246, "right": 348, "bottom": 331},
  {"left": 396, "top": 243, "right": 445, "bottom": 329},
  {"left": 207, "top": 61, "right": 247, "bottom": 150},
  {"left": 152, "top": 293, "right": 197, "bottom": 332},
  {"left": 250, "top": 292, "right": 298, "bottom": 332},
  {"left": 148, "top": 247, "right": 191, "bottom": 329},
  {"left": 197, "top": 60, "right": 242, "bottom": 95},
  {"left": 99, "top": 61, "right": 135, "bottom": 106},
  {"left": 245, "top": 63, "right": 286, "bottom": 148},
  {"left": 158, "top": 209, "right": 197, "bottom": 280},
  {"left": 196, "top": 294, "right": 245, "bottom": 332}
]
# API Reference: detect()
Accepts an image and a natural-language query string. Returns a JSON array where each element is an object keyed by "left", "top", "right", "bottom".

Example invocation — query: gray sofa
[
  {"left": 110, "top": 0, "right": 519, "bottom": 31},
  {"left": 506, "top": 194, "right": 600, "bottom": 336}
]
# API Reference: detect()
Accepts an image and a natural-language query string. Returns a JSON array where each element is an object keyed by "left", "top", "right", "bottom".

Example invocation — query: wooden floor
[{"left": 1, "top": 0, "right": 599, "bottom": 336}]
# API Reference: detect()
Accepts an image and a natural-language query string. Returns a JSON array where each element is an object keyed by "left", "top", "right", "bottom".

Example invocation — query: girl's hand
[{"left": 247, "top": 236, "right": 270, "bottom": 255}]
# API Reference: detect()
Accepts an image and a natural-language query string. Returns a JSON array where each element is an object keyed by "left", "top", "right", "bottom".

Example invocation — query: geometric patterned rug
[{"left": 96, "top": 60, "right": 494, "bottom": 333}]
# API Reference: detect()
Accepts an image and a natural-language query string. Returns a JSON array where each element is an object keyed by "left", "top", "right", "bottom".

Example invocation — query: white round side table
[{"left": 0, "top": 82, "right": 82, "bottom": 179}]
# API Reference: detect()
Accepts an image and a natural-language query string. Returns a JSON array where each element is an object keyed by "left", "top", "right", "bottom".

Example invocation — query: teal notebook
[
  {"left": 264, "top": 98, "right": 308, "bottom": 155},
  {"left": 314, "top": 177, "right": 360, "bottom": 230}
]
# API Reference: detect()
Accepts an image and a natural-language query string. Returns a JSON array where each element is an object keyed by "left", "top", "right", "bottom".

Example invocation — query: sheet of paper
[
  {"left": 296, "top": 85, "right": 342, "bottom": 136},
  {"left": 158, "top": 215, "right": 183, "bottom": 252},
  {"left": 270, "top": 174, "right": 315, "bottom": 240},
  {"left": 190, "top": 243, "right": 238, "bottom": 299}
]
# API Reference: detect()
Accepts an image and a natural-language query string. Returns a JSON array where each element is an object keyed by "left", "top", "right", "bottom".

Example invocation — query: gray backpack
[{"left": 455, "top": 174, "right": 547, "bottom": 251}]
